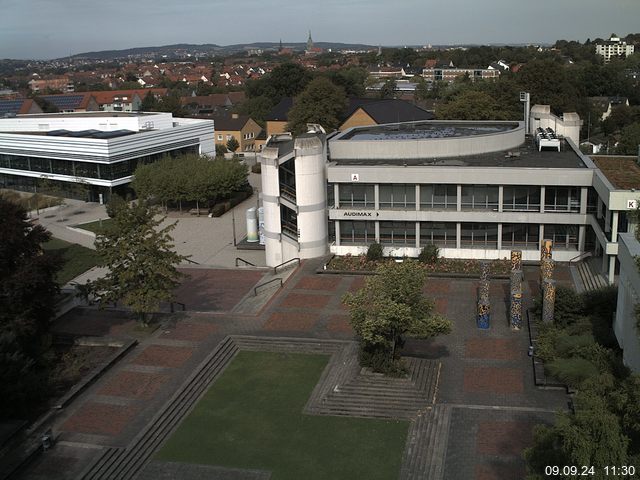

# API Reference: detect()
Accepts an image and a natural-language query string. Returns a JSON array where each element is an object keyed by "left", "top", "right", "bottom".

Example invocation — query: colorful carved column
[
  {"left": 510, "top": 269, "right": 523, "bottom": 330},
  {"left": 542, "top": 279, "right": 556, "bottom": 324},
  {"left": 477, "top": 300, "right": 490, "bottom": 329},
  {"left": 510, "top": 291, "right": 523, "bottom": 330},
  {"left": 541, "top": 257, "right": 555, "bottom": 282},
  {"left": 477, "top": 279, "right": 490, "bottom": 329},
  {"left": 540, "top": 239, "right": 553, "bottom": 261},
  {"left": 510, "top": 250, "right": 522, "bottom": 272},
  {"left": 480, "top": 261, "right": 490, "bottom": 282}
]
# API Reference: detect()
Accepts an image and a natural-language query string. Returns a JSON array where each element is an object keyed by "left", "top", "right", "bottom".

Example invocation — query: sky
[{"left": 0, "top": 0, "right": 639, "bottom": 60}]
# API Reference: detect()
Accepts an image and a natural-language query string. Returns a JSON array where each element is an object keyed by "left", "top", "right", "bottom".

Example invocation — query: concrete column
[
  {"left": 456, "top": 222, "right": 461, "bottom": 249},
  {"left": 612, "top": 211, "right": 619, "bottom": 242},
  {"left": 498, "top": 186, "right": 504, "bottom": 213},
  {"left": 335, "top": 221, "right": 341, "bottom": 246},
  {"left": 416, "top": 221, "right": 420, "bottom": 248},
  {"left": 540, "top": 186, "right": 545, "bottom": 213},
  {"left": 608, "top": 255, "right": 616, "bottom": 284},
  {"left": 457, "top": 185, "right": 462, "bottom": 212},
  {"left": 539, "top": 224, "right": 544, "bottom": 250},
  {"left": 497, "top": 223, "right": 503, "bottom": 250},
  {"left": 415, "top": 184, "right": 420, "bottom": 212},
  {"left": 578, "top": 225, "right": 586, "bottom": 252},
  {"left": 334, "top": 184, "right": 340, "bottom": 208},
  {"left": 375, "top": 221, "right": 380, "bottom": 243},
  {"left": 580, "top": 187, "right": 588, "bottom": 215},
  {"left": 374, "top": 184, "right": 379, "bottom": 210}
]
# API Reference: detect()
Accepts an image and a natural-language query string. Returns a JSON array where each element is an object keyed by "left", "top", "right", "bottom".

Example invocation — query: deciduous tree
[
  {"left": 343, "top": 261, "right": 452, "bottom": 374},
  {"left": 86, "top": 201, "right": 187, "bottom": 325},
  {"left": 286, "top": 77, "right": 347, "bottom": 135}
]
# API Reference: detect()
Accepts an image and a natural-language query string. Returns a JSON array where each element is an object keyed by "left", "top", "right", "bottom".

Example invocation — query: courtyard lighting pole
[{"left": 232, "top": 207, "right": 237, "bottom": 246}]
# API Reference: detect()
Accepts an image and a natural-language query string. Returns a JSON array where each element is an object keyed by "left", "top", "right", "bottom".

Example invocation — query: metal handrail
[
  {"left": 273, "top": 257, "right": 300, "bottom": 274},
  {"left": 254, "top": 278, "right": 283, "bottom": 296},
  {"left": 568, "top": 251, "right": 593, "bottom": 263},
  {"left": 235, "top": 257, "right": 256, "bottom": 267},
  {"left": 184, "top": 257, "right": 201, "bottom": 265}
]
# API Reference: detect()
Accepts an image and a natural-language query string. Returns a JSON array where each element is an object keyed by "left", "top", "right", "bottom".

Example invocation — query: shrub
[
  {"left": 251, "top": 163, "right": 261, "bottom": 174},
  {"left": 366, "top": 242, "right": 384, "bottom": 262},
  {"left": 554, "top": 332, "right": 596, "bottom": 358},
  {"left": 211, "top": 203, "right": 227, "bottom": 217},
  {"left": 105, "top": 194, "right": 126, "bottom": 218},
  {"left": 418, "top": 244, "right": 439, "bottom": 264},
  {"left": 546, "top": 357, "right": 600, "bottom": 386}
]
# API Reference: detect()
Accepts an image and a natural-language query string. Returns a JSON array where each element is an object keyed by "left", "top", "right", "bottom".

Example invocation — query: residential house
[
  {"left": 28, "top": 76, "right": 74, "bottom": 93},
  {"left": 210, "top": 113, "right": 263, "bottom": 152},
  {"left": 339, "top": 98, "right": 435, "bottom": 131},
  {"left": 181, "top": 93, "right": 246, "bottom": 116},
  {"left": 589, "top": 96, "right": 630, "bottom": 121},
  {"left": 265, "top": 97, "right": 294, "bottom": 137},
  {"left": 37, "top": 93, "right": 99, "bottom": 113},
  {"left": 92, "top": 88, "right": 168, "bottom": 112}
]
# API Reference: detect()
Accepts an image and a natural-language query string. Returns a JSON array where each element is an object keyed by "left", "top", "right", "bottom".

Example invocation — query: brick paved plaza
[{"left": 20, "top": 261, "right": 570, "bottom": 480}]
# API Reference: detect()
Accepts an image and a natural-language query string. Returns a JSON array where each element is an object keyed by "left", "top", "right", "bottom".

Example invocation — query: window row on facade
[
  {"left": 332, "top": 183, "right": 592, "bottom": 213},
  {"left": 337, "top": 221, "right": 579, "bottom": 250},
  {"left": 0, "top": 146, "right": 198, "bottom": 181}
]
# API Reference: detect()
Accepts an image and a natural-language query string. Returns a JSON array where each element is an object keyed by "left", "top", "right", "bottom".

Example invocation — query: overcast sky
[{"left": 1, "top": 0, "right": 639, "bottom": 60}]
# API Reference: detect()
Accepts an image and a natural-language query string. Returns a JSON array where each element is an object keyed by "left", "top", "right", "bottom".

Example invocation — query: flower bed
[{"left": 327, "top": 254, "right": 511, "bottom": 276}]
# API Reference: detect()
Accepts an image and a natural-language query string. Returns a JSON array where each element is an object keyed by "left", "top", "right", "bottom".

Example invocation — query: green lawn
[
  {"left": 42, "top": 238, "right": 100, "bottom": 284},
  {"left": 157, "top": 351, "right": 409, "bottom": 480},
  {"left": 75, "top": 218, "right": 113, "bottom": 234}
]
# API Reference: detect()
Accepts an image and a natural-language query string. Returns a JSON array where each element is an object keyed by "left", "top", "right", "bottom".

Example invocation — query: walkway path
[{"left": 18, "top": 261, "right": 568, "bottom": 480}]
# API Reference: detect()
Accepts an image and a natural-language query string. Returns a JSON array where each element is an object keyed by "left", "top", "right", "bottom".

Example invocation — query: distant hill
[{"left": 65, "top": 42, "right": 378, "bottom": 60}]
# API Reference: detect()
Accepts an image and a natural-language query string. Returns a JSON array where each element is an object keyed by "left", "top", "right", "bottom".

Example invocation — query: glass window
[
  {"left": 280, "top": 205, "right": 298, "bottom": 239},
  {"left": 338, "top": 184, "right": 374, "bottom": 208},
  {"left": 545, "top": 187, "right": 580, "bottom": 212},
  {"left": 379, "top": 184, "right": 415, "bottom": 209},
  {"left": 73, "top": 161, "right": 99, "bottom": 179},
  {"left": 29, "top": 157, "right": 51, "bottom": 173},
  {"left": 420, "top": 184, "right": 456, "bottom": 209},
  {"left": 51, "top": 159, "right": 74, "bottom": 176},
  {"left": 380, "top": 221, "right": 416, "bottom": 245},
  {"left": 502, "top": 224, "right": 540, "bottom": 248},
  {"left": 544, "top": 224, "right": 578, "bottom": 250},
  {"left": 461, "top": 185, "right": 499, "bottom": 210},
  {"left": 460, "top": 223, "right": 498, "bottom": 248},
  {"left": 340, "top": 221, "right": 376, "bottom": 245},
  {"left": 420, "top": 222, "right": 456, "bottom": 247},
  {"left": 502, "top": 186, "right": 541, "bottom": 211},
  {"left": 11, "top": 156, "right": 29, "bottom": 171}
]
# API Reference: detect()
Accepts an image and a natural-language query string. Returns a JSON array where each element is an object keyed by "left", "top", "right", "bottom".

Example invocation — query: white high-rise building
[{"left": 595, "top": 34, "right": 635, "bottom": 63}]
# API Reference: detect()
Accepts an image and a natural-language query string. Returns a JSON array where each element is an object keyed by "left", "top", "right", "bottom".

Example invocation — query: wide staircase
[{"left": 572, "top": 254, "right": 609, "bottom": 293}]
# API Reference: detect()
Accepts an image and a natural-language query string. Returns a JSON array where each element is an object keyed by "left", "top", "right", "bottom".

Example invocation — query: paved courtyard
[{"left": 20, "top": 261, "right": 569, "bottom": 480}]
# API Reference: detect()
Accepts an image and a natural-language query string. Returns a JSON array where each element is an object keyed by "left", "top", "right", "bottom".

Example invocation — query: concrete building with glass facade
[
  {"left": 0, "top": 112, "right": 214, "bottom": 202},
  {"left": 259, "top": 115, "right": 639, "bottom": 283}
]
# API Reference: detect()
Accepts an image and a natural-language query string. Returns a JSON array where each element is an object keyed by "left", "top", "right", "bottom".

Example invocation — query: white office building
[
  {"left": 0, "top": 112, "right": 214, "bottom": 201},
  {"left": 259, "top": 108, "right": 639, "bottom": 284},
  {"left": 595, "top": 34, "right": 635, "bottom": 63}
]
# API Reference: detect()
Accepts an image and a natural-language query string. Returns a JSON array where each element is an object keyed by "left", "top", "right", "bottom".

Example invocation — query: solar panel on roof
[
  {"left": 41, "top": 95, "right": 84, "bottom": 109},
  {"left": 68, "top": 129, "right": 101, "bottom": 137},
  {"left": 46, "top": 129, "right": 72, "bottom": 136},
  {"left": 91, "top": 129, "right": 135, "bottom": 139},
  {"left": 0, "top": 100, "right": 24, "bottom": 115}
]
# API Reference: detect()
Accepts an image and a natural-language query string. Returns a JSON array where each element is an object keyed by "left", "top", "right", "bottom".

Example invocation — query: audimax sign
[{"left": 342, "top": 211, "right": 379, "bottom": 217}]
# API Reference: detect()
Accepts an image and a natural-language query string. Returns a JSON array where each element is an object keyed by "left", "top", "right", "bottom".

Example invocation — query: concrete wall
[
  {"left": 330, "top": 121, "right": 524, "bottom": 160},
  {"left": 529, "top": 105, "right": 582, "bottom": 146},
  {"left": 614, "top": 233, "right": 640, "bottom": 373}
]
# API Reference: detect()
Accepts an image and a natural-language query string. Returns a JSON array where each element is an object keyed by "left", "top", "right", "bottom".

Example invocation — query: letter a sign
[{"left": 351, "top": 173, "right": 360, "bottom": 182}]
